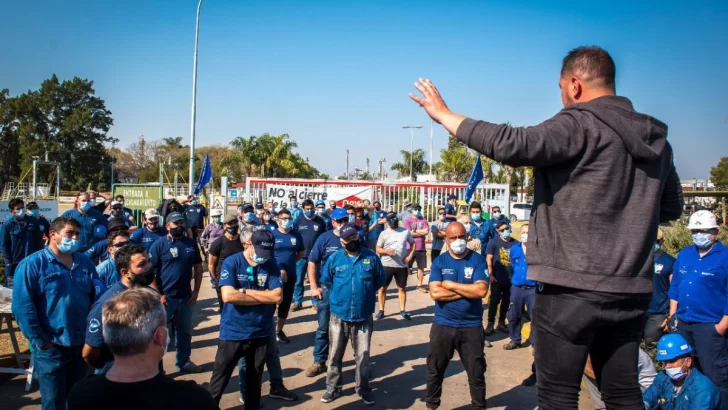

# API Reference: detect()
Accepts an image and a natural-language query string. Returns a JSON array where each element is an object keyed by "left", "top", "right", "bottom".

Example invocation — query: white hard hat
[
  {"left": 210, "top": 209, "right": 223, "bottom": 217},
  {"left": 687, "top": 210, "right": 718, "bottom": 230}
]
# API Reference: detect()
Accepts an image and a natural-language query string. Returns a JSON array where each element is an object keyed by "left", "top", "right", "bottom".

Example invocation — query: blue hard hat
[
  {"left": 656, "top": 333, "right": 693, "bottom": 361},
  {"left": 315, "top": 200, "right": 326, "bottom": 207},
  {"left": 331, "top": 208, "right": 348, "bottom": 220}
]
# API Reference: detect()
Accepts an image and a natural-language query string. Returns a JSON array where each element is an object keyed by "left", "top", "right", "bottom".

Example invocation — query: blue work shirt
[
  {"left": 130, "top": 226, "right": 168, "bottom": 252},
  {"left": 149, "top": 235, "right": 202, "bottom": 299},
  {"left": 669, "top": 242, "right": 728, "bottom": 324},
  {"left": 0, "top": 216, "right": 45, "bottom": 268},
  {"left": 485, "top": 216, "right": 511, "bottom": 243},
  {"left": 649, "top": 251, "right": 676, "bottom": 314},
  {"left": 367, "top": 210, "right": 387, "bottom": 242},
  {"left": 289, "top": 207, "right": 302, "bottom": 223},
  {"left": 184, "top": 204, "right": 208, "bottom": 229},
  {"left": 643, "top": 369, "right": 722, "bottom": 410},
  {"left": 469, "top": 219, "right": 489, "bottom": 244},
  {"left": 272, "top": 229, "right": 304, "bottom": 275},
  {"left": 11, "top": 248, "right": 95, "bottom": 349},
  {"left": 294, "top": 215, "right": 327, "bottom": 257},
  {"left": 429, "top": 251, "right": 489, "bottom": 328},
  {"left": 309, "top": 231, "right": 343, "bottom": 283},
  {"left": 263, "top": 221, "right": 278, "bottom": 231},
  {"left": 84, "top": 239, "right": 110, "bottom": 265},
  {"left": 218, "top": 254, "right": 282, "bottom": 341},
  {"left": 62, "top": 208, "right": 108, "bottom": 252},
  {"left": 85, "top": 281, "right": 128, "bottom": 350},
  {"left": 321, "top": 248, "right": 385, "bottom": 322},
  {"left": 95, "top": 258, "right": 120, "bottom": 291},
  {"left": 510, "top": 243, "right": 536, "bottom": 287},
  {"left": 430, "top": 221, "right": 450, "bottom": 251}
]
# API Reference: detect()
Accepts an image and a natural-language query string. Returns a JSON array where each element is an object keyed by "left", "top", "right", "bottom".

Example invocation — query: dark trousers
[
  {"left": 34, "top": 345, "right": 87, "bottom": 410},
  {"left": 487, "top": 280, "right": 510, "bottom": 325},
  {"left": 644, "top": 313, "right": 667, "bottom": 346},
  {"left": 532, "top": 284, "right": 649, "bottom": 410},
  {"left": 208, "top": 338, "right": 267, "bottom": 409},
  {"left": 277, "top": 272, "right": 296, "bottom": 320},
  {"left": 507, "top": 285, "right": 535, "bottom": 345},
  {"left": 426, "top": 324, "right": 487, "bottom": 410},
  {"left": 678, "top": 320, "right": 728, "bottom": 408}
]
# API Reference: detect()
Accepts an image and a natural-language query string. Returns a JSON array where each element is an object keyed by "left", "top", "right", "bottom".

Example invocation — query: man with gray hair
[{"left": 68, "top": 288, "right": 218, "bottom": 410}]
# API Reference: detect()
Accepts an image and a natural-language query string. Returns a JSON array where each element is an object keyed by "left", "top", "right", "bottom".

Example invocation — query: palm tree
[
  {"left": 162, "top": 136, "right": 184, "bottom": 149},
  {"left": 391, "top": 149, "right": 428, "bottom": 181}
]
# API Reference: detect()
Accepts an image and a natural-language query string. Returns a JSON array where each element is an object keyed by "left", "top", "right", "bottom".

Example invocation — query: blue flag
[
  {"left": 193, "top": 154, "right": 213, "bottom": 195},
  {"left": 465, "top": 156, "right": 484, "bottom": 203}
]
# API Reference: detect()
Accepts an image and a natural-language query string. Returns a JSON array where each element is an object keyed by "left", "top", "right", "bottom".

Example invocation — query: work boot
[
  {"left": 522, "top": 373, "right": 537, "bottom": 387},
  {"left": 483, "top": 323, "right": 494, "bottom": 336},
  {"left": 305, "top": 363, "right": 327, "bottom": 377},
  {"left": 496, "top": 322, "right": 508, "bottom": 333},
  {"left": 503, "top": 341, "right": 522, "bottom": 350},
  {"left": 290, "top": 303, "right": 303, "bottom": 312}
]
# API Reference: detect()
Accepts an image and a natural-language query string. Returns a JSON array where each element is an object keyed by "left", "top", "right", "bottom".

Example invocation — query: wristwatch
[{"left": 241, "top": 288, "right": 247, "bottom": 294}]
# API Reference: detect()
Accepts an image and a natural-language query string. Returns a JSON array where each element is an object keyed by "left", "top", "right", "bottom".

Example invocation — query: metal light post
[
  {"left": 429, "top": 119, "right": 434, "bottom": 177},
  {"left": 402, "top": 125, "right": 422, "bottom": 180},
  {"left": 189, "top": 0, "right": 204, "bottom": 195}
]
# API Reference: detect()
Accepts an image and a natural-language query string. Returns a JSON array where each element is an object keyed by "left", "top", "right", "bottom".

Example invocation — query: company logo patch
[
  {"left": 464, "top": 267, "right": 473, "bottom": 279},
  {"left": 170, "top": 247, "right": 178, "bottom": 258},
  {"left": 680, "top": 344, "right": 689, "bottom": 350},
  {"left": 314, "top": 225, "right": 320, "bottom": 231},
  {"left": 88, "top": 319, "right": 101, "bottom": 333},
  {"left": 291, "top": 238, "right": 297, "bottom": 246},
  {"left": 654, "top": 263, "right": 664, "bottom": 274},
  {"left": 220, "top": 270, "right": 230, "bottom": 280},
  {"left": 658, "top": 349, "right": 667, "bottom": 356},
  {"left": 363, "top": 259, "right": 371, "bottom": 265}
]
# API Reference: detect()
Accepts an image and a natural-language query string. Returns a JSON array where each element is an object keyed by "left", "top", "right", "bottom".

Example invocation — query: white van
[{"left": 509, "top": 202, "right": 532, "bottom": 222}]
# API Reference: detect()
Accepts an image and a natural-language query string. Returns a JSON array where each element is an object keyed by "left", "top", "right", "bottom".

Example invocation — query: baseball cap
[
  {"left": 339, "top": 223, "right": 359, "bottom": 240},
  {"left": 108, "top": 218, "right": 129, "bottom": 232},
  {"left": 26, "top": 201, "right": 39, "bottom": 209},
  {"left": 167, "top": 212, "right": 184, "bottom": 224},
  {"left": 315, "top": 200, "right": 325, "bottom": 207},
  {"left": 145, "top": 208, "right": 160, "bottom": 219},
  {"left": 255, "top": 202, "right": 264, "bottom": 210},
  {"left": 241, "top": 203, "right": 254, "bottom": 213},
  {"left": 210, "top": 209, "right": 223, "bottom": 217},
  {"left": 447, "top": 194, "right": 457, "bottom": 200},
  {"left": 223, "top": 214, "right": 237, "bottom": 224},
  {"left": 289, "top": 193, "right": 297, "bottom": 199},
  {"left": 110, "top": 201, "right": 123, "bottom": 208},
  {"left": 251, "top": 229, "right": 275, "bottom": 260},
  {"left": 331, "top": 208, "right": 348, "bottom": 220},
  {"left": 385, "top": 212, "right": 398, "bottom": 221}
]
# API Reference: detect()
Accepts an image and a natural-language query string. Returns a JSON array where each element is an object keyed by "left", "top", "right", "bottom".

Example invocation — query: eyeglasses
[
  {"left": 113, "top": 241, "right": 129, "bottom": 248},
  {"left": 692, "top": 229, "right": 714, "bottom": 235},
  {"left": 497, "top": 228, "right": 509, "bottom": 233}
]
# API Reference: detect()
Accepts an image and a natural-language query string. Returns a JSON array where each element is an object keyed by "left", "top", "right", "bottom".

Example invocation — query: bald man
[{"left": 426, "top": 222, "right": 490, "bottom": 410}]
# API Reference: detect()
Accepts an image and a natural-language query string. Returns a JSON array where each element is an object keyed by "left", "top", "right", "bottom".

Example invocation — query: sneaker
[
  {"left": 496, "top": 323, "right": 508, "bottom": 333},
  {"left": 305, "top": 363, "right": 327, "bottom": 377},
  {"left": 399, "top": 311, "right": 411, "bottom": 320},
  {"left": 290, "top": 303, "right": 303, "bottom": 312},
  {"left": 483, "top": 323, "right": 494, "bottom": 336},
  {"left": 503, "top": 341, "right": 522, "bottom": 350},
  {"left": 321, "top": 389, "right": 341, "bottom": 403},
  {"left": 178, "top": 361, "right": 204, "bottom": 373},
  {"left": 270, "top": 385, "right": 298, "bottom": 401},
  {"left": 359, "top": 391, "right": 376, "bottom": 405},
  {"left": 239, "top": 394, "right": 244, "bottom": 404},
  {"left": 522, "top": 373, "right": 537, "bottom": 387},
  {"left": 374, "top": 310, "right": 384, "bottom": 320},
  {"left": 276, "top": 330, "right": 290, "bottom": 344},
  {"left": 417, "top": 286, "right": 428, "bottom": 293}
]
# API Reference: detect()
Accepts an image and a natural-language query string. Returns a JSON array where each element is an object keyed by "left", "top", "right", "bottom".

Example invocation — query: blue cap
[
  {"left": 656, "top": 334, "right": 693, "bottom": 361},
  {"left": 331, "top": 208, "right": 348, "bottom": 220},
  {"left": 167, "top": 212, "right": 184, "bottom": 224},
  {"left": 315, "top": 200, "right": 325, "bottom": 207},
  {"left": 339, "top": 223, "right": 359, "bottom": 240}
]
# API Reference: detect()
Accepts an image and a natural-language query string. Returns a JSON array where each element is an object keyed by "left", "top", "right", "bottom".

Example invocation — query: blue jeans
[
  {"left": 507, "top": 285, "right": 536, "bottom": 345},
  {"left": 678, "top": 319, "right": 728, "bottom": 407},
  {"left": 293, "top": 259, "right": 308, "bottom": 304},
  {"left": 34, "top": 345, "right": 86, "bottom": 410},
  {"left": 313, "top": 288, "right": 331, "bottom": 365},
  {"left": 238, "top": 319, "right": 283, "bottom": 395},
  {"left": 165, "top": 296, "right": 193, "bottom": 368}
]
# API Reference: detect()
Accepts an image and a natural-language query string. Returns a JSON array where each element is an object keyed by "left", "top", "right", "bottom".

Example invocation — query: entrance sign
[{"left": 113, "top": 185, "right": 162, "bottom": 211}]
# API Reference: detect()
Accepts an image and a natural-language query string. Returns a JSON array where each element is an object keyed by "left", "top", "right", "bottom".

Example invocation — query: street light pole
[
  {"left": 189, "top": 0, "right": 204, "bottom": 195},
  {"left": 402, "top": 125, "right": 422, "bottom": 181},
  {"left": 429, "top": 119, "right": 434, "bottom": 178}
]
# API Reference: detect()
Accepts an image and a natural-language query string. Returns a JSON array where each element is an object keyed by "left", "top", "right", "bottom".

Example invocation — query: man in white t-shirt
[{"left": 374, "top": 212, "right": 416, "bottom": 320}]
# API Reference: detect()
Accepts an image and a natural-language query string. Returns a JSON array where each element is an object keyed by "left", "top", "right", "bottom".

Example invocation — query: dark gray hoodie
[{"left": 456, "top": 95, "right": 683, "bottom": 294}]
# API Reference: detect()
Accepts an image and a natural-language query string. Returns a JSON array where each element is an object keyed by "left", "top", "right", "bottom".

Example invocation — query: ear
[
  {"left": 571, "top": 77, "right": 582, "bottom": 100},
  {"left": 153, "top": 326, "right": 168, "bottom": 347}
]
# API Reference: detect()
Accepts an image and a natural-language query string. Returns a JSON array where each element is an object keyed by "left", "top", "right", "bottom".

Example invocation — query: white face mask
[
  {"left": 450, "top": 239, "right": 467, "bottom": 254},
  {"left": 521, "top": 233, "right": 528, "bottom": 243}
]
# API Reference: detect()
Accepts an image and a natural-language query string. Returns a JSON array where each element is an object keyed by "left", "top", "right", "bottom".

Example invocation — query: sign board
[
  {"left": 265, "top": 184, "right": 372, "bottom": 207},
  {"left": 210, "top": 195, "right": 226, "bottom": 213},
  {"left": 0, "top": 200, "right": 58, "bottom": 220},
  {"left": 113, "top": 185, "right": 162, "bottom": 211},
  {"left": 229, "top": 189, "right": 238, "bottom": 198}
]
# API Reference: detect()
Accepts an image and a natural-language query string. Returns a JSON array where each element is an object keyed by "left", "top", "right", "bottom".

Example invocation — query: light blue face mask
[
  {"left": 280, "top": 219, "right": 293, "bottom": 230},
  {"left": 653, "top": 242, "right": 661, "bottom": 253},
  {"left": 692, "top": 233, "right": 712, "bottom": 249},
  {"left": 348, "top": 215, "right": 355, "bottom": 223},
  {"left": 244, "top": 212, "right": 255, "bottom": 222},
  {"left": 500, "top": 229, "right": 512, "bottom": 239},
  {"left": 58, "top": 237, "right": 79, "bottom": 254},
  {"left": 252, "top": 253, "right": 268, "bottom": 265},
  {"left": 493, "top": 211, "right": 502, "bottom": 219},
  {"left": 665, "top": 366, "right": 687, "bottom": 381},
  {"left": 79, "top": 201, "right": 92, "bottom": 212},
  {"left": 28, "top": 209, "right": 40, "bottom": 217},
  {"left": 214, "top": 217, "right": 222, "bottom": 223},
  {"left": 15, "top": 208, "right": 25, "bottom": 218},
  {"left": 415, "top": 211, "right": 423, "bottom": 218},
  {"left": 304, "top": 210, "right": 315, "bottom": 218}
]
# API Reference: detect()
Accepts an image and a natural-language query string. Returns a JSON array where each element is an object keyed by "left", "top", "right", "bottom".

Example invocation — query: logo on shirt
[
  {"left": 363, "top": 259, "right": 371, "bottom": 265},
  {"left": 314, "top": 225, "right": 320, "bottom": 232},
  {"left": 291, "top": 238, "right": 297, "bottom": 246},
  {"left": 702, "top": 271, "right": 715, "bottom": 277},
  {"left": 257, "top": 273, "right": 268, "bottom": 287},
  {"left": 464, "top": 267, "right": 473, "bottom": 279},
  {"left": 185, "top": 247, "right": 195, "bottom": 253},
  {"left": 442, "top": 268, "right": 455, "bottom": 276},
  {"left": 170, "top": 247, "right": 178, "bottom": 258},
  {"left": 654, "top": 263, "right": 664, "bottom": 274},
  {"left": 221, "top": 270, "right": 230, "bottom": 280},
  {"left": 88, "top": 319, "right": 101, "bottom": 333}
]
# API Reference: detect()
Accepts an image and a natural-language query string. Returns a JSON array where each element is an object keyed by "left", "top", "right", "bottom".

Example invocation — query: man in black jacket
[{"left": 410, "top": 46, "right": 683, "bottom": 409}]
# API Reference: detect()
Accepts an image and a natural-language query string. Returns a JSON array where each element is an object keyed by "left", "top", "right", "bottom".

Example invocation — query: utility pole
[
  {"left": 346, "top": 150, "right": 350, "bottom": 179},
  {"left": 429, "top": 119, "right": 434, "bottom": 177},
  {"left": 402, "top": 125, "right": 423, "bottom": 180},
  {"left": 189, "top": 0, "right": 204, "bottom": 195}
]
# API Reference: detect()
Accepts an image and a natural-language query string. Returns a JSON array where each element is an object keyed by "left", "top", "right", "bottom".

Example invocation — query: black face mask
[
  {"left": 226, "top": 226, "right": 239, "bottom": 236},
  {"left": 131, "top": 266, "right": 155, "bottom": 287},
  {"left": 170, "top": 226, "right": 185, "bottom": 238},
  {"left": 344, "top": 240, "right": 361, "bottom": 253},
  {"left": 388, "top": 220, "right": 399, "bottom": 229},
  {"left": 112, "top": 210, "right": 122, "bottom": 217}
]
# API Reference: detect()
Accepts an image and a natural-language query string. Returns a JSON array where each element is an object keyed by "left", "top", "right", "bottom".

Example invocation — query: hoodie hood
[{"left": 568, "top": 95, "right": 667, "bottom": 161}]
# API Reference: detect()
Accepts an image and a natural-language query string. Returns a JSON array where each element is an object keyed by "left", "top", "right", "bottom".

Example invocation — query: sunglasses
[{"left": 113, "top": 241, "right": 129, "bottom": 248}]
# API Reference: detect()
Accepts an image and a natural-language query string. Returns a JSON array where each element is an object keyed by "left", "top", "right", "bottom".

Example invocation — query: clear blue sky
[{"left": 2, "top": 0, "right": 727, "bottom": 180}]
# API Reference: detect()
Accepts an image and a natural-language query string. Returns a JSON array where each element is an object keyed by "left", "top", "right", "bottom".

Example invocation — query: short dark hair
[
  {"left": 413, "top": 204, "right": 422, "bottom": 211},
  {"left": 115, "top": 195, "right": 125, "bottom": 201},
  {"left": 469, "top": 201, "right": 482, "bottom": 211},
  {"left": 115, "top": 243, "right": 147, "bottom": 273},
  {"left": 355, "top": 207, "right": 364, "bottom": 214},
  {"left": 8, "top": 198, "right": 24, "bottom": 210},
  {"left": 50, "top": 216, "right": 80, "bottom": 233},
  {"left": 491, "top": 206, "right": 501, "bottom": 212},
  {"left": 302, "top": 199, "right": 314, "bottom": 208},
  {"left": 437, "top": 207, "right": 445, "bottom": 213},
  {"left": 277, "top": 208, "right": 291, "bottom": 217},
  {"left": 344, "top": 204, "right": 354, "bottom": 211},
  {"left": 373, "top": 201, "right": 381, "bottom": 207},
  {"left": 561, "top": 46, "right": 616, "bottom": 89},
  {"left": 107, "top": 230, "right": 130, "bottom": 248},
  {"left": 496, "top": 221, "right": 510, "bottom": 230}
]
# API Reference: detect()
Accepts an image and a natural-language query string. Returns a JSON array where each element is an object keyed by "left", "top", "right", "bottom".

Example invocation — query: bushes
[{"left": 662, "top": 218, "right": 728, "bottom": 256}]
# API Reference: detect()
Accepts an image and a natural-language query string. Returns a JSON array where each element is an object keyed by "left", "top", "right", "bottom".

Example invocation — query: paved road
[{"left": 0, "top": 269, "right": 595, "bottom": 409}]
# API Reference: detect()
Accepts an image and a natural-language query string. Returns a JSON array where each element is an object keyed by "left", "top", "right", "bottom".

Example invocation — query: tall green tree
[
  {"left": 220, "top": 133, "right": 318, "bottom": 181},
  {"left": 711, "top": 157, "right": 728, "bottom": 190},
  {"left": 391, "top": 149, "right": 428, "bottom": 181},
  {"left": 0, "top": 75, "right": 115, "bottom": 191}
]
